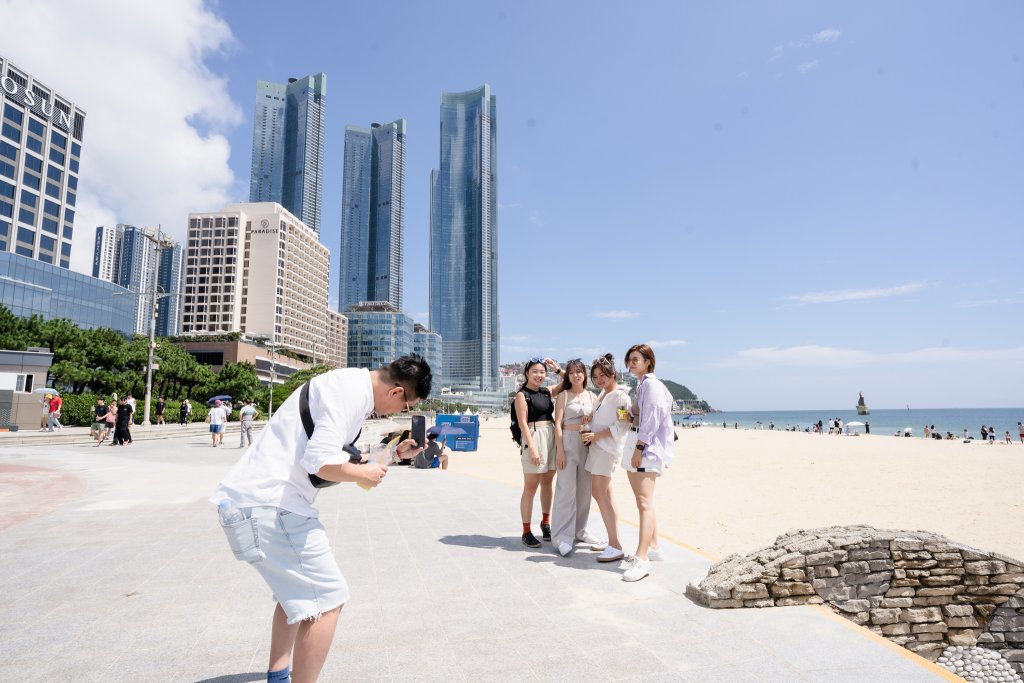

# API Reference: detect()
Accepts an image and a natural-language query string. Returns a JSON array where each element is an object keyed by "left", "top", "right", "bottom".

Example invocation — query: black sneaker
[
  {"left": 522, "top": 531, "right": 541, "bottom": 548},
  {"left": 540, "top": 523, "right": 552, "bottom": 541}
]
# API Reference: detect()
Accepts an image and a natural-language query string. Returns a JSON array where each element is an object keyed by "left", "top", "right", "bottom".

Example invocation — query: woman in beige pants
[{"left": 551, "top": 359, "right": 603, "bottom": 556}]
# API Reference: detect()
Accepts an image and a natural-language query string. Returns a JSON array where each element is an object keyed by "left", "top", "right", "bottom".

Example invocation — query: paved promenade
[{"left": 0, "top": 431, "right": 958, "bottom": 682}]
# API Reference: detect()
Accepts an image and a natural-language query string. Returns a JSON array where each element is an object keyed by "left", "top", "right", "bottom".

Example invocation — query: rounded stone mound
[{"left": 685, "top": 525, "right": 1024, "bottom": 676}]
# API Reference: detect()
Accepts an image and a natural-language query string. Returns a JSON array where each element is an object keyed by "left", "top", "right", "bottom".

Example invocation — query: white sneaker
[
  {"left": 648, "top": 546, "right": 664, "bottom": 562},
  {"left": 619, "top": 555, "right": 637, "bottom": 570},
  {"left": 623, "top": 558, "right": 651, "bottom": 582},
  {"left": 597, "top": 546, "right": 624, "bottom": 563},
  {"left": 575, "top": 530, "right": 606, "bottom": 550},
  {"left": 557, "top": 542, "right": 572, "bottom": 557}
]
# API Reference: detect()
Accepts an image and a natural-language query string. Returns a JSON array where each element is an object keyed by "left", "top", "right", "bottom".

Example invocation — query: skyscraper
[
  {"left": 339, "top": 120, "right": 406, "bottom": 311},
  {"left": 429, "top": 85, "right": 499, "bottom": 390},
  {"left": 0, "top": 55, "right": 86, "bottom": 268},
  {"left": 249, "top": 73, "right": 327, "bottom": 234},
  {"left": 92, "top": 224, "right": 183, "bottom": 336}
]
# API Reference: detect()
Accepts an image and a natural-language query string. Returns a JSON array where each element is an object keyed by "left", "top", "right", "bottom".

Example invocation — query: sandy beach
[{"left": 449, "top": 420, "right": 1024, "bottom": 564}]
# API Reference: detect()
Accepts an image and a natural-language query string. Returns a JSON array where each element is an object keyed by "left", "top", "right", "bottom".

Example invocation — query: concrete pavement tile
[
  {"left": 800, "top": 667, "right": 944, "bottom": 683},
  {"left": 668, "top": 663, "right": 769, "bottom": 682}
]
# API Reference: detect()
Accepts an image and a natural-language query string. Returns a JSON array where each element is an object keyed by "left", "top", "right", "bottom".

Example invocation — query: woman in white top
[
  {"left": 621, "top": 343, "right": 675, "bottom": 582},
  {"left": 584, "top": 354, "right": 632, "bottom": 563},
  {"left": 551, "top": 359, "right": 601, "bottom": 556}
]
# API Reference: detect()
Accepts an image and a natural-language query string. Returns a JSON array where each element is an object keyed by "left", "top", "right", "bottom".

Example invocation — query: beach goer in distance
[
  {"left": 621, "top": 344, "right": 674, "bottom": 582},
  {"left": 1018, "top": 422, "right": 1024, "bottom": 444},
  {"left": 584, "top": 353, "right": 633, "bottom": 563},
  {"left": 113, "top": 396, "right": 133, "bottom": 446},
  {"left": 92, "top": 398, "right": 109, "bottom": 446},
  {"left": 211, "top": 355, "right": 430, "bottom": 683},
  {"left": 550, "top": 358, "right": 602, "bottom": 556},
  {"left": 514, "top": 357, "right": 566, "bottom": 548},
  {"left": 1006, "top": 431, "right": 1012, "bottom": 445}
]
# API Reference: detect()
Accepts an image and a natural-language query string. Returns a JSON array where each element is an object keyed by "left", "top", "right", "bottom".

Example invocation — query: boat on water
[{"left": 857, "top": 392, "right": 869, "bottom": 415}]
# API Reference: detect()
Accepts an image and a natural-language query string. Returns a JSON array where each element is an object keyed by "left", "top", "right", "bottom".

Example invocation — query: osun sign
[{"left": 1, "top": 76, "right": 76, "bottom": 133}]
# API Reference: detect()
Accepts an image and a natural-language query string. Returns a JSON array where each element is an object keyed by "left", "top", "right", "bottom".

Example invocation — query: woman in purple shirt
[{"left": 620, "top": 343, "right": 675, "bottom": 582}]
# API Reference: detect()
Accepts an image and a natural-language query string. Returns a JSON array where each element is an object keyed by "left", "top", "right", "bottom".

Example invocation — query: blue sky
[{"left": 4, "top": 1, "right": 1022, "bottom": 408}]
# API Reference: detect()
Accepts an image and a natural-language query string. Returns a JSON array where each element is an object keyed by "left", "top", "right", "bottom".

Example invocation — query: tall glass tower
[
  {"left": 429, "top": 85, "right": 499, "bottom": 390},
  {"left": 249, "top": 73, "right": 326, "bottom": 234},
  {"left": 339, "top": 119, "right": 406, "bottom": 311}
]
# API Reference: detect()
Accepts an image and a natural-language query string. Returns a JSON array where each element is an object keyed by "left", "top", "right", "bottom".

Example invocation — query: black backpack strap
[
  {"left": 302, "top": 380, "right": 364, "bottom": 489},
  {"left": 299, "top": 380, "right": 315, "bottom": 439}
]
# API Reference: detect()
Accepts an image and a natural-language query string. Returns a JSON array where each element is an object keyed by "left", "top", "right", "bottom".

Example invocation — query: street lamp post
[
  {"left": 266, "top": 341, "right": 278, "bottom": 418},
  {"left": 142, "top": 225, "right": 174, "bottom": 427}
]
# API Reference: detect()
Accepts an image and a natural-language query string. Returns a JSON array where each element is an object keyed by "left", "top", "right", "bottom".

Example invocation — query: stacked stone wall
[{"left": 686, "top": 526, "right": 1024, "bottom": 678}]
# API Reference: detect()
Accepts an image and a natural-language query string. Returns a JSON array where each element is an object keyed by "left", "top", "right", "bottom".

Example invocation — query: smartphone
[{"left": 411, "top": 415, "right": 426, "bottom": 449}]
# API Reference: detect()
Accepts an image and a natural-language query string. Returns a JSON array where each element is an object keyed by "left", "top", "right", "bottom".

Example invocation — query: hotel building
[
  {"left": 180, "top": 202, "right": 341, "bottom": 365},
  {"left": 0, "top": 55, "right": 86, "bottom": 268}
]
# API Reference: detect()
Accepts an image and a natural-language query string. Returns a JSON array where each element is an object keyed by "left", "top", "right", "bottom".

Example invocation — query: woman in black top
[
  {"left": 514, "top": 358, "right": 566, "bottom": 548},
  {"left": 113, "top": 397, "right": 133, "bottom": 446}
]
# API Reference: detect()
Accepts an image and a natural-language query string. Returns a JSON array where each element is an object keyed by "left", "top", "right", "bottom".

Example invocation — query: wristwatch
[{"left": 635, "top": 442, "right": 646, "bottom": 451}]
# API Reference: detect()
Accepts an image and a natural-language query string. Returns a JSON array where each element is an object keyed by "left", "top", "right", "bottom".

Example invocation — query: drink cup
[
  {"left": 580, "top": 424, "right": 592, "bottom": 446},
  {"left": 357, "top": 443, "right": 392, "bottom": 491},
  {"left": 617, "top": 407, "right": 629, "bottom": 421}
]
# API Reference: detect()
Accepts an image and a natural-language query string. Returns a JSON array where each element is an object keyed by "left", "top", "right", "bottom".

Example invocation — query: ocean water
[{"left": 676, "top": 408, "right": 1024, "bottom": 439}]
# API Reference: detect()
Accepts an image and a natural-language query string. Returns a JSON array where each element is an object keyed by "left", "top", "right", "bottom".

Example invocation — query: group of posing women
[{"left": 512, "top": 343, "right": 675, "bottom": 582}]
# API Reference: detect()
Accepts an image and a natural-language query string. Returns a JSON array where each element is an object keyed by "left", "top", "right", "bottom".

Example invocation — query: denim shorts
[
  {"left": 209, "top": 424, "right": 224, "bottom": 433},
  {"left": 219, "top": 506, "right": 349, "bottom": 624}
]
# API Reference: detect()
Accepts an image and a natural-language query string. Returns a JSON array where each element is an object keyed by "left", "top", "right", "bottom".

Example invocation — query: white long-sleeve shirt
[
  {"left": 210, "top": 368, "right": 373, "bottom": 517},
  {"left": 635, "top": 373, "right": 675, "bottom": 468},
  {"left": 589, "top": 386, "right": 632, "bottom": 460}
]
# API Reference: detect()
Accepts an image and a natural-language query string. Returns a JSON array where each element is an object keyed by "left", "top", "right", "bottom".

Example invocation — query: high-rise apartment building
[
  {"left": 156, "top": 244, "right": 184, "bottom": 337},
  {"left": 0, "top": 55, "right": 86, "bottom": 268},
  {"left": 339, "top": 120, "right": 406, "bottom": 311},
  {"left": 249, "top": 73, "right": 327, "bottom": 234},
  {"left": 429, "top": 85, "right": 499, "bottom": 390},
  {"left": 92, "top": 224, "right": 183, "bottom": 336},
  {"left": 180, "top": 203, "right": 341, "bottom": 365}
]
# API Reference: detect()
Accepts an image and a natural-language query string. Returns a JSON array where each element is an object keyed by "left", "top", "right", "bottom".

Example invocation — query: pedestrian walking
[
  {"left": 180, "top": 398, "right": 191, "bottom": 425},
  {"left": 113, "top": 397, "right": 133, "bottom": 445},
  {"left": 155, "top": 396, "right": 166, "bottom": 425},
  {"left": 239, "top": 400, "right": 259, "bottom": 448},
  {"left": 210, "top": 355, "right": 431, "bottom": 683},
  {"left": 47, "top": 393, "right": 63, "bottom": 431},
  {"left": 92, "top": 398, "right": 110, "bottom": 446},
  {"left": 208, "top": 399, "right": 228, "bottom": 447}
]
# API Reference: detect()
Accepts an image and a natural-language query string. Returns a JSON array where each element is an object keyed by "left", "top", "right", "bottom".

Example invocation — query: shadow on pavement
[
  {"left": 437, "top": 534, "right": 526, "bottom": 552},
  {"left": 193, "top": 673, "right": 264, "bottom": 683}
]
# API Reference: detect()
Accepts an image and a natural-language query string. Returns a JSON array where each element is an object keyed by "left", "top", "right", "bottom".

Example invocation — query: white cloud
[
  {"left": 720, "top": 345, "right": 1024, "bottom": 369},
  {"left": 796, "top": 61, "right": 819, "bottom": 75},
  {"left": 505, "top": 335, "right": 531, "bottom": 343},
  {"left": 813, "top": 29, "right": 841, "bottom": 44},
  {"left": 593, "top": 310, "right": 639, "bottom": 319},
  {"left": 648, "top": 339, "right": 686, "bottom": 348},
  {"left": 528, "top": 210, "right": 544, "bottom": 227},
  {"left": 789, "top": 282, "right": 929, "bottom": 304},
  {"left": 0, "top": 0, "right": 242, "bottom": 274}
]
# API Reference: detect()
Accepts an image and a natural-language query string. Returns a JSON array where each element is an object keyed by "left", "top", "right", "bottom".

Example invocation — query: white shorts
[
  {"left": 620, "top": 430, "right": 664, "bottom": 476},
  {"left": 219, "top": 506, "right": 349, "bottom": 624}
]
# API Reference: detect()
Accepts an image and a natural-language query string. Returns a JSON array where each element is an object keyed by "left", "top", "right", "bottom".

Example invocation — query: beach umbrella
[
  {"left": 34, "top": 387, "right": 60, "bottom": 395},
  {"left": 428, "top": 424, "right": 467, "bottom": 438},
  {"left": 846, "top": 421, "right": 865, "bottom": 428}
]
